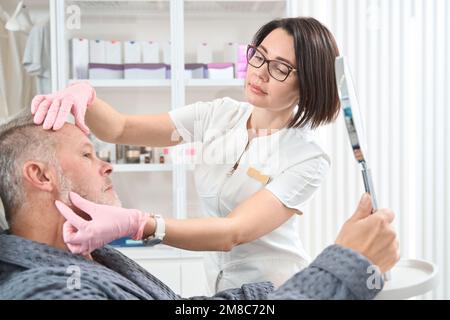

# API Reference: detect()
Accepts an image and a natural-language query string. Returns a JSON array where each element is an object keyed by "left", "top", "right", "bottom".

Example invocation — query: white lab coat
[{"left": 169, "top": 97, "right": 330, "bottom": 293}]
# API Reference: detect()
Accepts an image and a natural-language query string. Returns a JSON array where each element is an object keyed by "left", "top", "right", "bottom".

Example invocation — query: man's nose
[{"left": 101, "top": 161, "right": 113, "bottom": 176}]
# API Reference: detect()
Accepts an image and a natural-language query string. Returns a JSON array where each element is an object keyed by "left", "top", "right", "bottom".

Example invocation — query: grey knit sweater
[{"left": 0, "top": 232, "right": 383, "bottom": 299}]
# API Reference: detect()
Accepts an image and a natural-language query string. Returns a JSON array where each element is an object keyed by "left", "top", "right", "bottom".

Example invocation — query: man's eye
[{"left": 83, "top": 153, "right": 91, "bottom": 158}]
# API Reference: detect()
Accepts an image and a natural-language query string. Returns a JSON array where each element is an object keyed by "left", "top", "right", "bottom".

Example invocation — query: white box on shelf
[
  {"left": 89, "top": 39, "right": 106, "bottom": 63},
  {"left": 185, "top": 63, "right": 206, "bottom": 79},
  {"left": 141, "top": 41, "right": 160, "bottom": 63},
  {"left": 71, "top": 38, "right": 89, "bottom": 79},
  {"left": 223, "top": 42, "right": 238, "bottom": 64},
  {"left": 166, "top": 65, "right": 171, "bottom": 79},
  {"left": 124, "top": 63, "right": 167, "bottom": 79},
  {"left": 206, "top": 63, "right": 234, "bottom": 79},
  {"left": 89, "top": 63, "right": 124, "bottom": 79},
  {"left": 105, "top": 40, "right": 123, "bottom": 64},
  {"left": 162, "top": 148, "right": 171, "bottom": 164},
  {"left": 162, "top": 41, "right": 171, "bottom": 64},
  {"left": 124, "top": 41, "right": 142, "bottom": 64},
  {"left": 197, "top": 42, "right": 212, "bottom": 64}
]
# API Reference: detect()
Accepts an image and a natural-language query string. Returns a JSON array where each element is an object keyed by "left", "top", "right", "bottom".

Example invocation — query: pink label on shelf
[
  {"left": 186, "top": 148, "right": 196, "bottom": 156},
  {"left": 236, "top": 71, "right": 247, "bottom": 79},
  {"left": 236, "top": 62, "right": 248, "bottom": 72}
]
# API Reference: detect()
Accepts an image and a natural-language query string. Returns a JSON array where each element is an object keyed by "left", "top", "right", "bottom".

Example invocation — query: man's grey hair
[{"left": 0, "top": 109, "right": 59, "bottom": 226}]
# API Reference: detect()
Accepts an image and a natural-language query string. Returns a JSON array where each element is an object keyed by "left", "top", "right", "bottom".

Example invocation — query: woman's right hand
[
  {"left": 56, "top": 192, "right": 152, "bottom": 255},
  {"left": 335, "top": 193, "right": 400, "bottom": 273},
  {"left": 31, "top": 81, "right": 96, "bottom": 135}
]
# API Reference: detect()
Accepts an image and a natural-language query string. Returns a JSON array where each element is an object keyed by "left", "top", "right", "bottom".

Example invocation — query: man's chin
[
  {"left": 98, "top": 193, "right": 122, "bottom": 208},
  {"left": 105, "top": 190, "right": 122, "bottom": 207},
  {"left": 70, "top": 191, "right": 123, "bottom": 209}
]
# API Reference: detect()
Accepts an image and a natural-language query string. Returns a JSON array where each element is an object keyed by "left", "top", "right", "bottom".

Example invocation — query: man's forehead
[{"left": 56, "top": 124, "right": 93, "bottom": 149}]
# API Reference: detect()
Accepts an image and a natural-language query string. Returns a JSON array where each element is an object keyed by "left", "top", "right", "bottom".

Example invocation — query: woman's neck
[{"left": 248, "top": 105, "right": 294, "bottom": 136}]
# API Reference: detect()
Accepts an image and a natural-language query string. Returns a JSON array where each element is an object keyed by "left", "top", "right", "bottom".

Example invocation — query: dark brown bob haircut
[{"left": 251, "top": 17, "right": 341, "bottom": 129}]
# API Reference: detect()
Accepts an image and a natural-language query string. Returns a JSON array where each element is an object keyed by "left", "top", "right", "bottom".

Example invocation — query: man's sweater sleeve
[
  {"left": 190, "top": 244, "right": 383, "bottom": 300},
  {"left": 268, "top": 244, "right": 384, "bottom": 300}
]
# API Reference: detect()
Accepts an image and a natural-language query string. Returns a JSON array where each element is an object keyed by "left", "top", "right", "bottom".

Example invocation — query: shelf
[
  {"left": 185, "top": 1, "right": 285, "bottom": 18},
  {"left": 186, "top": 78, "right": 244, "bottom": 87},
  {"left": 113, "top": 164, "right": 173, "bottom": 172},
  {"left": 68, "top": 0, "right": 283, "bottom": 13},
  {"left": 113, "top": 163, "right": 195, "bottom": 172},
  {"left": 67, "top": 0, "right": 170, "bottom": 17},
  {"left": 69, "top": 79, "right": 244, "bottom": 88},
  {"left": 69, "top": 79, "right": 171, "bottom": 88}
]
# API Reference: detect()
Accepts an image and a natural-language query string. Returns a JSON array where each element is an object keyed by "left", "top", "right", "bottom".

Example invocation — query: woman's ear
[{"left": 22, "top": 161, "right": 56, "bottom": 193}]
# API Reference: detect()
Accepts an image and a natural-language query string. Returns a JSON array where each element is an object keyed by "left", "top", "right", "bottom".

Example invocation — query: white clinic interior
[{"left": 0, "top": 0, "right": 449, "bottom": 300}]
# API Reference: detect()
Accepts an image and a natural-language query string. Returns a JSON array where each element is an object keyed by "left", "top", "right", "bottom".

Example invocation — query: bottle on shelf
[
  {"left": 140, "top": 146, "right": 153, "bottom": 164},
  {"left": 162, "top": 148, "right": 171, "bottom": 163},
  {"left": 196, "top": 42, "right": 212, "bottom": 64},
  {"left": 115, "top": 144, "right": 125, "bottom": 164},
  {"left": 71, "top": 38, "right": 89, "bottom": 79}
]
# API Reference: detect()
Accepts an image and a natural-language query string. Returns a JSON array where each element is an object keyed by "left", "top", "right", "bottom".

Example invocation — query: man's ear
[{"left": 22, "top": 161, "right": 56, "bottom": 193}]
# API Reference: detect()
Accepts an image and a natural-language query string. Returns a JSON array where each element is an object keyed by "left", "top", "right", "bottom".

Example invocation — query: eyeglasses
[{"left": 246, "top": 44, "right": 297, "bottom": 82}]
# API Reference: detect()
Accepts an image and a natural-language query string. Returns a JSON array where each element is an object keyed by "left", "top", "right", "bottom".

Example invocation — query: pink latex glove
[
  {"left": 55, "top": 192, "right": 151, "bottom": 255},
  {"left": 31, "top": 81, "right": 96, "bottom": 135}
]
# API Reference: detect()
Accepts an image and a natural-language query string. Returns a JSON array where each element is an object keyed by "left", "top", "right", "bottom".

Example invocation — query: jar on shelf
[
  {"left": 97, "top": 150, "right": 111, "bottom": 163},
  {"left": 125, "top": 146, "right": 141, "bottom": 164}
]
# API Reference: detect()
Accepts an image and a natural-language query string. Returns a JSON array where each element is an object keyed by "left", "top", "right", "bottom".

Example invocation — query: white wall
[{"left": 294, "top": 0, "right": 449, "bottom": 299}]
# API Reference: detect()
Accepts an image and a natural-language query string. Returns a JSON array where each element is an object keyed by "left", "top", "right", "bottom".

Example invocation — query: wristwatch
[{"left": 143, "top": 214, "right": 166, "bottom": 246}]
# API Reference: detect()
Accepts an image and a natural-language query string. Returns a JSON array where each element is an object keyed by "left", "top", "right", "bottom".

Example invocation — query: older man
[{"left": 0, "top": 111, "right": 399, "bottom": 300}]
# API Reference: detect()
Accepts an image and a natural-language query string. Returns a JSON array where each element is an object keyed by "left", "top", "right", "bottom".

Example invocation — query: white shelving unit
[
  {"left": 50, "top": 0, "right": 297, "bottom": 296},
  {"left": 113, "top": 163, "right": 195, "bottom": 172},
  {"left": 68, "top": 78, "right": 243, "bottom": 88},
  {"left": 113, "top": 164, "right": 173, "bottom": 173},
  {"left": 69, "top": 79, "right": 172, "bottom": 88}
]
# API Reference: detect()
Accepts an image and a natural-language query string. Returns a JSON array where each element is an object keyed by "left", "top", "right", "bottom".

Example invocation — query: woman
[{"left": 32, "top": 17, "right": 340, "bottom": 292}]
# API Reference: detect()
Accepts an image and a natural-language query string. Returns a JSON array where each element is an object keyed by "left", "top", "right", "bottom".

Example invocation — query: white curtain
[{"left": 294, "top": 0, "right": 449, "bottom": 299}]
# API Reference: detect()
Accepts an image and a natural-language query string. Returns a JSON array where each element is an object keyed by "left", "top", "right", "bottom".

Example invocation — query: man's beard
[{"left": 57, "top": 167, "right": 122, "bottom": 208}]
